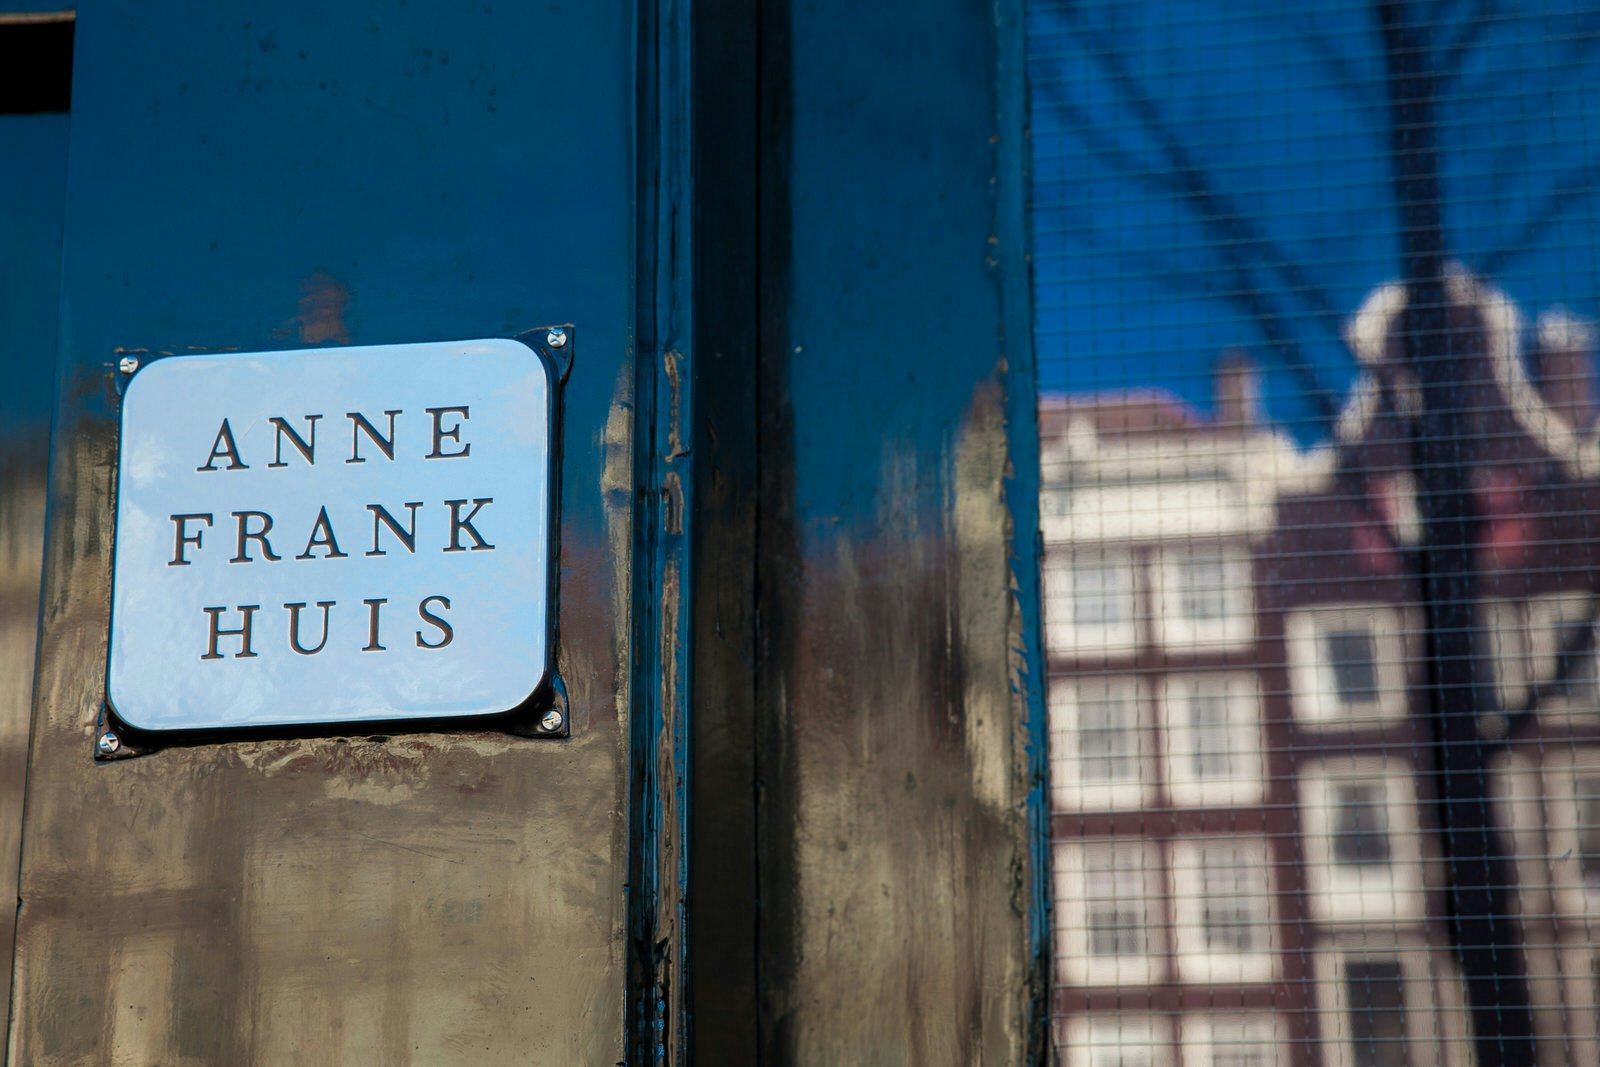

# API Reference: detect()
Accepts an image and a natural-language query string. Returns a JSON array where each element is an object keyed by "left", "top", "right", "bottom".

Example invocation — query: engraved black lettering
[
  {"left": 366, "top": 502, "right": 423, "bottom": 556},
  {"left": 347, "top": 409, "right": 401, "bottom": 463},
  {"left": 267, "top": 415, "right": 321, "bottom": 467},
  {"left": 230, "top": 510, "right": 282, "bottom": 563},
  {"left": 362, "top": 598, "right": 388, "bottom": 652},
  {"left": 425, "top": 406, "right": 471, "bottom": 459},
  {"left": 296, "top": 506, "right": 348, "bottom": 560},
  {"left": 285, "top": 600, "right": 336, "bottom": 655},
  {"left": 415, "top": 595, "right": 453, "bottom": 649},
  {"left": 196, "top": 419, "right": 249, "bottom": 471},
  {"left": 169, "top": 513, "right": 214, "bottom": 566},
  {"left": 200, "top": 605, "right": 259, "bottom": 660},
  {"left": 443, "top": 498, "right": 494, "bottom": 552}
]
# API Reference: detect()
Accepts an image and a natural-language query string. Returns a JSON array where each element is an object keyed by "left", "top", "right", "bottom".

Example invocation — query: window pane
[
  {"left": 1085, "top": 846, "right": 1150, "bottom": 957},
  {"left": 1187, "top": 686, "right": 1235, "bottom": 780},
  {"left": 1344, "top": 960, "right": 1409, "bottom": 1067},
  {"left": 1331, "top": 782, "right": 1392, "bottom": 868},
  {"left": 1076, "top": 558, "right": 1135, "bottom": 629},
  {"left": 1080, "top": 688, "right": 1139, "bottom": 784},
  {"left": 1577, "top": 776, "right": 1600, "bottom": 886},
  {"left": 1198, "top": 844, "right": 1266, "bottom": 954},
  {"left": 1325, "top": 630, "right": 1380, "bottom": 706}
]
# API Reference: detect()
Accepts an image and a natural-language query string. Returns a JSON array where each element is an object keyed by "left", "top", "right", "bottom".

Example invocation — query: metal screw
[
  {"left": 545, "top": 328, "right": 568, "bottom": 349},
  {"left": 117, "top": 356, "right": 140, "bottom": 375},
  {"left": 540, "top": 709, "right": 565, "bottom": 733},
  {"left": 96, "top": 731, "right": 122, "bottom": 756}
]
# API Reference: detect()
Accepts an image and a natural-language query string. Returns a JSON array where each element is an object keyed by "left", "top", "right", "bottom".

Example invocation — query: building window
[
  {"left": 1577, "top": 774, "right": 1600, "bottom": 892},
  {"left": 1484, "top": 599, "right": 1532, "bottom": 710},
  {"left": 1154, "top": 544, "right": 1253, "bottom": 649},
  {"left": 1287, "top": 606, "right": 1407, "bottom": 725},
  {"left": 1060, "top": 1015, "right": 1171, "bottom": 1067},
  {"left": 1343, "top": 958, "right": 1410, "bottom": 1067},
  {"left": 1331, "top": 781, "right": 1392, "bottom": 868},
  {"left": 1316, "top": 947, "right": 1436, "bottom": 1067},
  {"left": 1170, "top": 837, "right": 1277, "bottom": 983},
  {"left": 1045, "top": 552, "right": 1140, "bottom": 654},
  {"left": 1086, "top": 845, "right": 1152, "bottom": 958},
  {"left": 1050, "top": 677, "right": 1149, "bottom": 810},
  {"left": 1300, "top": 760, "right": 1425, "bottom": 923},
  {"left": 1544, "top": 754, "right": 1600, "bottom": 917},
  {"left": 1180, "top": 1016, "right": 1283, "bottom": 1067},
  {"left": 1055, "top": 840, "right": 1163, "bottom": 987},
  {"left": 1527, "top": 594, "right": 1600, "bottom": 715},
  {"left": 1161, "top": 673, "right": 1264, "bottom": 807}
]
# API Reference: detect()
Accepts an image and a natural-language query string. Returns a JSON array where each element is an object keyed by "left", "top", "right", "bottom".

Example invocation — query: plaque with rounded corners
[{"left": 106, "top": 336, "right": 556, "bottom": 733}]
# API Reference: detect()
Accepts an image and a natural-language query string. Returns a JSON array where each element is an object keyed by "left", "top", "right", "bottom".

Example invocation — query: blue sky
[{"left": 1028, "top": 0, "right": 1600, "bottom": 442}]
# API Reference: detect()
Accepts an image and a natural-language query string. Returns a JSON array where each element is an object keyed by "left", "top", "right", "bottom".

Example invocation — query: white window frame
[
  {"left": 1057, "top": 1014, "right": 1173, "bottom": 1067},
  {"left": 1178, "top": 1014, "right": 1286, "bottom": 1067},
  {"left": 1043, "top": 551, "right": 1141, "bottom": 656},
  {"left": 1483, "top": 598, "right": 1532, "bottom": 712},
  {"left": 1050, "top": 676, "right": 1150, "bottom": 811},
  {"left": 1160, "top": 673, "right": 1265, "bottom": 808},
  {"left": 1286, "top": 605, "right": 1408, "bottom": 726},
  {"left": 1556, "top": 939, "right": 1600, "bottom": 1067},
  {"left": 1053, "top": 839, "right": 1165, "bottom": 988},
  {"left": 1299, "top": 758, "right": 1426, "bottom": 924},
  {"left": 1169, "top": 836, "right": 1278, "bottom": 984},
  {"left": 1151, "top": 543, "right": 1253, "bottom": 650},
  {"left": 1313, "top": 939, "right": 1451, "bottom": 1067},
  {"left": 1544, "top": 749, "right": 1600, "bottom": 918},
  {"left": 1526, "top": 593, "right": 1600, "bottom": 719}
]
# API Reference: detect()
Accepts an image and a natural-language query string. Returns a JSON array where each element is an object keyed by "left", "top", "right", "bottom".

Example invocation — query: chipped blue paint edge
[
  {"left": 629, "top": 0, "right": 696, "bottom": 1061},
  {"left": 994, "top": 0, "right": 1052, "bottom": 1058}
]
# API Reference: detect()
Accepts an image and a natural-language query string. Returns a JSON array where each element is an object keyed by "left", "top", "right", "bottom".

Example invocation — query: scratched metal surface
[
  {"left": 754, "top": 0, "right": 1046, "bottom": 1061},
  {"left": 8, "top": 3, "right": 635, "bottom": 1063},
  {"left": 0, "top": 108, "right": 67, "bottom": 1062}
]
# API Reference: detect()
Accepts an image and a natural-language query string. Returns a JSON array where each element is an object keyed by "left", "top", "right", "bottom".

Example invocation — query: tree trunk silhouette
[{"left": 1376, "top": 3, "right": 1536, "bottom": 1064}]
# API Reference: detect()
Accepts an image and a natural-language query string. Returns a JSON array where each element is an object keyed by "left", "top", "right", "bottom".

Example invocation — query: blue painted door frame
[{"left": 4, "top": 0, "right": 1048, "bottom": 1061}]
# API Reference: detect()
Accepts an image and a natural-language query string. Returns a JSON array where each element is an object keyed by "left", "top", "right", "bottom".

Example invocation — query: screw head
[
  {"left": 540, "top": 709, "right": 565, "bottom": 733},
  {"left": 96, "top": 731, "right": 122, "bottom": 756},
  {"left": 117, "top": 356, "right": 140, "bottom": 375},
  {"left": 545, "top": 328, "right": 568, "bottom": 349}
]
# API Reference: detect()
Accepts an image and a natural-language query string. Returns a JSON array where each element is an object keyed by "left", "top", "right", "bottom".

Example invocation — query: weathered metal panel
[
  {"left": 0, "top": 109, "right": 67, "bottom": 1064},
  {"left": 10, "top": 3, "right": 636, "bottom": 1063},
  {"left": 756, "top": 0, "right": 1045, "bottom": 1061}
]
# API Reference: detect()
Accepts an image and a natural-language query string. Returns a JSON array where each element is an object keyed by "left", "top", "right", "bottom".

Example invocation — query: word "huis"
[{"left": 175, "top": 405, "right": 492, "bottom": 660}]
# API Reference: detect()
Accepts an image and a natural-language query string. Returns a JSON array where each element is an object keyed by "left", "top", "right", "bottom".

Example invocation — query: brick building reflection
[{"left": 1042, "top": 273, "right": 1600, "bottom": 1067}]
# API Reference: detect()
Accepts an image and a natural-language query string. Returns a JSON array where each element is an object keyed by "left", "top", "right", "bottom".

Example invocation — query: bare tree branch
[
  {"left": 1460, "top": 11, "right": 1600, "bottom": 98},
  {"left": 1261, "top": 13, "right": 1380, "bottom": 110},
  {"left": 1059, "top": 4, "right": 1351, "bottom": 349},
  {"left": 1033, "top": 75, "right": 1342, "bottom": 421},
  {"left": 1480, "top": 159, "right": 1600, "bottom": 276},
  {"left": 1433, "top": 0, "right": 1496, "bottom": 91}
]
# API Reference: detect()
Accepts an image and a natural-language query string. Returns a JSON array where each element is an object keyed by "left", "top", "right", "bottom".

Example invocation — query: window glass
[
  {"left": 1029, "top": 0, "right": 1600, "bottom": 1061},
  {"left": 1331, "top": 781, "right": 1393, "bottom": 868},
  {"left": 1197, "top": 843, "right": 1267, "bottom": 954},
  {"left": 1162, "top": 674, "right": 1263, "bottom": 807},
  {"left": 1325, "top": 630, "right": 1380, "bottom": 706},
  {"left": 1344, "top": 959, "right": 1409, "bottom": 1067},
  {"left": 1084, "top": 844, "right": 1151, "bottom": 959}
]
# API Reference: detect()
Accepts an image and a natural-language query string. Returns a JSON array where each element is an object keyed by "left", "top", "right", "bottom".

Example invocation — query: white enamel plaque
[{"left": 107, "top": 338, "right": 554, "bottom": 732}]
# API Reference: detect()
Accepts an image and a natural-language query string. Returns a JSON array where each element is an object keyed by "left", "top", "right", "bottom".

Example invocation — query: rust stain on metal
[{"left": 663, "top": 348, "right": 688, "bottom": 461}]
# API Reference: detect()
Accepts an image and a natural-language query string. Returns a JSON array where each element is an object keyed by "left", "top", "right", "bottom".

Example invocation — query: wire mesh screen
[{"left": 1027, "top": 3, "right": 1600, "bottom": 1066}]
